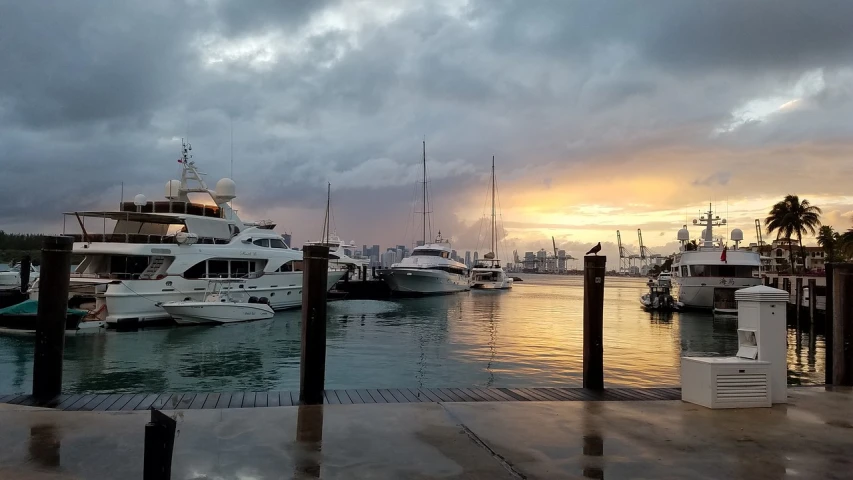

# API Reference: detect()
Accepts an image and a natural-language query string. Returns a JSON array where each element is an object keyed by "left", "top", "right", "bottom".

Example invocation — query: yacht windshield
[{"left": 412, "top": 250, "right": 448, "bottom": 258}]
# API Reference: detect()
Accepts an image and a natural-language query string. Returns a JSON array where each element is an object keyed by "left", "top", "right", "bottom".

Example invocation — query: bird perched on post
[{"left": 585, "top": 242, "right": 602, "bottom": 256}]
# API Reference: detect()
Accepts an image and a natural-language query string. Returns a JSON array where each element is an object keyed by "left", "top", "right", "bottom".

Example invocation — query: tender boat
[
  {"left": 672, "top": 205, "right": 761, "bottom": 310},
  {"left": 0, "top": 300, "right": 105, "bottom": 333},
  {"left": 471, "top": 157, "right": 513, "bottom": 290},
  {"left": 29, "top": 140, "right": 346, "bottom": 327},
  {"left": 382, "top": 141, "right": 470, "bottom": 296},
  {"left": 159, "top": 279, "right": 274, "bottom": 325},
  {"left": 640, "top": 273, "right": 680, "bottom": 311}
]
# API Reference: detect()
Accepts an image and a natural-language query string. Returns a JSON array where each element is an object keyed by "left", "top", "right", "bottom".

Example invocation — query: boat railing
[{"left": 67, "top": 233, "right": 230, "bottom": 245}]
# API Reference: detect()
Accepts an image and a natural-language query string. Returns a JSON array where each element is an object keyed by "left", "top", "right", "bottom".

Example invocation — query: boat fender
[
  {"left": 248, "top": 296, "right": 258, "bottom": 304},
  {"left": 258, "top": 297, "right": 270, "bottom": 305}
]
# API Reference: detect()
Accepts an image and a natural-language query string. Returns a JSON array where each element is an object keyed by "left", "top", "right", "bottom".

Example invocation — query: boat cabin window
[
  {"left": 275, "top": 260, "right": 303, "bottom": 272},
  {"left": 253, "top": 239, "right": 270, "bottom": 248},
  {"left": 688, "top": 265, "right": 757, "bottom": 278},
  {"left": 681, "top": 266, "right": 688, "bottom": 277},
  {"left": 412, "top": 250, "right": 448, "bottom": 258},
  {"left": 184, "top": 259, "right": 264, "bottom": 279},
  {"left": 270, "top": 238, "right": 287, "bottom": 249}
]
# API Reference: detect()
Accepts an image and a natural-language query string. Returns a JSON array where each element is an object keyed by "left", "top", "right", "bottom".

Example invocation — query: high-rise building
[
  {"left": 451, "top": 249, "right": 458, "bottom": 262},
  {"left": 465, "top": 251, "right": 471, "bottom": 267},
  {"left": 396, "top": 245, "right": 409, "bottom": 259},
  {"left": 473, "top": 251, "right": 479, "bottom": 264},
  {"left": 281, "top": 232, "right": 293, "bottom": 248}
]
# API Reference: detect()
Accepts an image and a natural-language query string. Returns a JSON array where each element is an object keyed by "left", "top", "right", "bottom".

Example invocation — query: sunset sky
[{"left": 2, "top": 1, "right": 853, "bottom": 261}]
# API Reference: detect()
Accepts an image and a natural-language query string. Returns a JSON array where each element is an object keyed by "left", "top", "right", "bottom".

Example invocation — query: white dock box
[{"left": 681, "top": 357, "right": 771, "bottom": 409}]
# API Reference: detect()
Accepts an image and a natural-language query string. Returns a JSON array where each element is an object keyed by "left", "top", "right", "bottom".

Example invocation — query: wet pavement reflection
[{"left": 294, "top": 405, "right": 324, "bottom": 479}]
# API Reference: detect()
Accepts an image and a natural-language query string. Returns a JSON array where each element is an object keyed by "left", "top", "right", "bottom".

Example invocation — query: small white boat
[
  {"left": 640, "top": 277, "right": 681, "bottom": 311},
  {"left": 159, "top": 279, "right": 274, "bottom": 325}
]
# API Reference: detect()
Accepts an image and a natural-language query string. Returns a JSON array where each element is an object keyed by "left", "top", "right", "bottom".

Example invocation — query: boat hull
[
  {"left": 31, "top": 271, "right": 345, "bottom": 326},
  {"left": 470, "top": 268, "right": 513, "bottom": 290},
  {"left": 161, "top": 302, "right": 274, "bottom": 325},
  {"left": 382, "top": 268, "right": 470, "bottom": 295},
  {"left": 0, "top": 313, "right": 83, "bottom": 331},
  {"left": 673, "top": 278, "right": 761, "bottom": 309}
]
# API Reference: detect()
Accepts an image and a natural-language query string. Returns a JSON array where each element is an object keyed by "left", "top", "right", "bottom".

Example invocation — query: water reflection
[
  {"left": 0, "top": 276, "right": 828, "bottom": 393},
  {"left": 28, "top": 424, "right": 60, "bottom": 469},
  {"left": 582, "top": 402, "right": 604, "bottom": 479},
  {"left": 294, "top": 405, "right": 324, "bottom": 479}
]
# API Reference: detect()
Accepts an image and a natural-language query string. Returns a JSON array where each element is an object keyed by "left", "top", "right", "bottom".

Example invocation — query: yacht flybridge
[
  {"left": 30, "top": 140, "right": 346, "bottom": 326},
  {"left": 382, "top": 141, "right": 470, "bottom": 295},
  {"left": 672, "top": 205, "right": 761, "bottom": 311},
  {"left": 471, "top": 157, "right": 512, "bottom": 290}
]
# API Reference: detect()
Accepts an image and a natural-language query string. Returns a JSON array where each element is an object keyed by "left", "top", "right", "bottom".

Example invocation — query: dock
[{"left": 0, "top": 387, "right": 681, "bottom": 411}]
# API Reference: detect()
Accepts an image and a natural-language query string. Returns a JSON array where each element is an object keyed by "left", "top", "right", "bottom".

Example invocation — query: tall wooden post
[
  {"left": 795, "top": 277, "right": 803, "bottom": 329},
  {"left": 20, "top": 255, "right": 31, "bottom": 293},
  {"left": 583, "top": 255, "right": 606, "bottom": 390},
  {"left": 831, "top": 263, "right": 853, "bottom": 386},
  {"left": 300, "top": 245, "right": 329, "bottom": 405},
  {"left": 808, "top": 279, "right": 817, "bottom": 324},
  {"left": 826, "top": 264, "right": 834, "bottom": 383},
  {"left": 143, "top": 409, "right": 176, "bottom": 480},
  {"left": 32, "top": 236, "right": 72, "bottom": 401}
]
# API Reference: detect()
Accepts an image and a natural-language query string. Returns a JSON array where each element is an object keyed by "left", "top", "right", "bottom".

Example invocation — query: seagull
[{"left": 585, "top": 242, "right": 602, "bottom": 256}]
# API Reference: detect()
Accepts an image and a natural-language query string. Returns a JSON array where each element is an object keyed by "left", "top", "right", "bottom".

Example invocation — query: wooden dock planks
[{"left": 0, "top": 387, "right": 682, "bottom": 411}]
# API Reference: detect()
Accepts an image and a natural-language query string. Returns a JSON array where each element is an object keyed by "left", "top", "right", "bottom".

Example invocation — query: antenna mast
[
  {"left": 491, "top": 156, "right": 496, "bottom": 255},
  {"left": 322, "top": 182, "right": 331, "bottom": 244},
  {"left": 422, "top": 140, "right": 427, "bottom": 245}
]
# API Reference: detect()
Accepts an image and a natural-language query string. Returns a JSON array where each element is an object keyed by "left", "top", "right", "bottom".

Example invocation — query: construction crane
[
  {"left": 617, "top": 230, "right": 630, "bottom": 273},
  {"left": 638, "top": 228, "right": 650, "bottom": 268},
  {"left": 754, "top": 219, "right": 764, "bottom": 246}
]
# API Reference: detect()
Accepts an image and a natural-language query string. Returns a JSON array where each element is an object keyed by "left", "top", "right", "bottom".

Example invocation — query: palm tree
[
  {"left": 817, "top": 226, "right": 841, "bottom": 262},
  {"left": 764, "top": 195, "right": 822, "bottom": 273}
]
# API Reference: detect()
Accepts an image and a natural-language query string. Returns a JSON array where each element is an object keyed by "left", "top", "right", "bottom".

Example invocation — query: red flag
[
  {"left": 721, "top": 246, "right": 727, "bottom": 263},
  {"left": 177, "top": 158, "right": 183, "bottom": 163}
]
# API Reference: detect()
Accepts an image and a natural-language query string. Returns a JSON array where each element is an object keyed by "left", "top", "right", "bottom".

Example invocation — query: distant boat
[
  {"left": 382, "top": 141, "right": 470, "bottom": 295},
  {"left": 471, "top": 156, "right": 512, "bottom": 290},
  {"left": 159, "top": 279, "right": 274, "bottom": 325}
]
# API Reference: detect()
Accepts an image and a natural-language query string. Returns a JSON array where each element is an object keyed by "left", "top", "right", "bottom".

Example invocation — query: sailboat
[
  {"left": 471, "top": 156, "right": 513, "bottom": 290},
  {"left": 381, "top": 142, "right": 470, "bottom": 295},
  {"left": 303, "top": 183, "right": 368, "bottom": 274}
]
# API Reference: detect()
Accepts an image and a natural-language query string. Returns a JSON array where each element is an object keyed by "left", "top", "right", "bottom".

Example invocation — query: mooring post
[
  {"left": 362, "top": 265, "right": 368, "bottom": 282},
  {"left": 826, "top": 263, "right": 834, "bottom": 383},
  {"left": 808, "top": 278, "right": 817, "bottom": 325},
  {"left": 583, "top": 255, "right": 606, "bottom": 390},
  {"left": 795, "top": 277, "right": 803, "bottom": 329},
  {"left": 143, "top": 409, "right": 177, "bottom": 480},
  {"left": 372, "top": 266, "right": 376, "bottom": 279},
  {"left": 831, "top": 263, "right": 853, "bottom": 386},
  {"left": 300, "top": 245, "right": 329, "bottom": 405},
  {"left": 20, "top": 254, "right": 31, "bottom": 293},
  {"left": 32, "top": 236, "right": 72, "bottom": 401}
]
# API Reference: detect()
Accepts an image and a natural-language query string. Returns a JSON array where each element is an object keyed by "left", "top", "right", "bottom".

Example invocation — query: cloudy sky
[{"left": 2, "top": 0, "right": 853, "bottom": 260}]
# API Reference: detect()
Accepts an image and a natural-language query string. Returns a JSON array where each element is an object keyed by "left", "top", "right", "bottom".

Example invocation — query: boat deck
[{"left": 0, "top": 387, "right": 681, "bottom": 411}]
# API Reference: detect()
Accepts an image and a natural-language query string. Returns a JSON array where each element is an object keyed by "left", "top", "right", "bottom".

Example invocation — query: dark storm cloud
[{"left": 2, "top": 0, "right": 853, "bottom": 252}]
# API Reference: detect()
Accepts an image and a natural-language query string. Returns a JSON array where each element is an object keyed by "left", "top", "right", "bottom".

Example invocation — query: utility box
[
  {"left": 681, "top": 357, "right": 771, "bottom": 408},
  {"left": 681, "top": 285, "right": 789, "bottom": 408},
  {"left": 734, "top": 285, "right": 789, "bottom": 404}
]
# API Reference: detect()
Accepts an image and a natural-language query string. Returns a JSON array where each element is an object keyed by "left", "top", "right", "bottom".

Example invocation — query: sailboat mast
[
  {"left": 323, "top": 182, "right": 331, "bottom": 244},
  {"left": 491, "top": 156, "right": 496, "bottom": 255},
  {"left": 422, "top": 140, "right": 427, "bottom": 245}
]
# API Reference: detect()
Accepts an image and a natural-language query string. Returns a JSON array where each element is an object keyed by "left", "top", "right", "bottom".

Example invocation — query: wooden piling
[
  {"left": 362, "top": 265, "right": 368, "bottom": 282},
  {"left": 583, "top": 255, "right": 606, "bottom": 390},
  {"left": 32, "top": 236, "right": 72, "bottom": 401},
  {"left": 808, "top": 278, "right": 817, "bottom": 325},
  {"left": 795, "top": 277, "right": 803, "bottom": 328},
  {"left": 826, "top": 263, "right": 834, "bottom": 383},
  {"left": 299, "top": 245, "right": 329, "bottom": 405},
  {"left": 20, "top": 255, "right": 31, "bottom": 293},
  {"left": 830, "top": 263, "right": 853, "bottom": 386}
]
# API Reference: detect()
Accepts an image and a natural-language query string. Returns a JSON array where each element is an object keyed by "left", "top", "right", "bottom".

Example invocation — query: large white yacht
[
  {"left": 470, "top": 157, "right": 512, "bottom": 290},
  {"left": 382, "top": 232, "right": 470, "bottom": 295},
  {"left": 30, "top": 141, "right": 346, "bottom": 326},
  {"left": 381, "top": 141, "right": 470, "bottom": 295},
  {"left": 672, "top": 206, "right": 761, "bottom": 310}
]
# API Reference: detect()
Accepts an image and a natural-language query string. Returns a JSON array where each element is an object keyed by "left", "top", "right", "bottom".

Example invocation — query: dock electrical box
[
  {"left": 681, "top": 357, "right": 770, "bottom": 409},
  {"left": 681, "top": 285, "right": 788, "bottom": 409}
]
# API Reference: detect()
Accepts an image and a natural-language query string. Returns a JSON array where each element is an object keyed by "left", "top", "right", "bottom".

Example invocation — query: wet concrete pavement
[{"left": 1, "top": 387, "right": 851, "bottom": 479}]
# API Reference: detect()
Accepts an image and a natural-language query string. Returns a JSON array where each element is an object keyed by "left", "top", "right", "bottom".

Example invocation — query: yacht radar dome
[
  {"left": 133, "top": 194, "right": 147, "bottom": 206},
  {"left": 215, "top": 178, "right": 236, "bottom": 201},
  {"left": 165, "top": 179, "right": 182, "bottom": 199},
  {"left": 731, "top": 228, "right": 743, "bottom": 248},
  {"left": 677, "top": 227, "right": 690, "bottom": 242},
  {"left": 692, "top": 219, "right": 698, "bottom": 225}
]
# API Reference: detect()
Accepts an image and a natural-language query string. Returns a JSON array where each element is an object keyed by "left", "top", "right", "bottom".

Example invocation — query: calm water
[{"left": 0, "top": 276, "right": 825, "bottom": 394}]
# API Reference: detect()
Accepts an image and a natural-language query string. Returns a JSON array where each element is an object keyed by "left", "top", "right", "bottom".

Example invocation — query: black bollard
[
  {"left": 33, "top": 236, "right": 72, "bottom": 401},
  {"left": 831, "top": 263, "right": 853, "bottom": 386},
  {"left": 20, "top": 255, "right": 31, "bottom": 293},
  {"left": 300, "top": 245, "right": 329, "bottom": 405},
  {"left": 362, "top": 265, "right": 368, "bottom": 282},
  {"left": 795, "top": 277, "right": 803, "bottom": 328},
  {"left": 372, "top": 266, "right": 376, "bottom": 279},
  {"left": 583, "top": 255, "right": 606, "bottom": 390},
  {"left": 143, "top": 409, "right": 177, "bottom": 480}
]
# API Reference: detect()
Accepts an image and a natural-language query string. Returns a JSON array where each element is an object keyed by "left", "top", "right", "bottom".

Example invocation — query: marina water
[{"left": 0, "top": 276, "right": 824, "bottom": 394}]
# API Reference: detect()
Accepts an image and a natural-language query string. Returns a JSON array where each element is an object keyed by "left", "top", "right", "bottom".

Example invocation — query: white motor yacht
[
  {"left": 382, "top": 141, "right": 469, "bottom": 295},
  {"left": 382, "top": 232, "right": 470, "bottom": 295},
  {"left": 470, "top": 156, "right": 512, "bottom": 290},
  {"left": 159, "top": 279, "right": 274, "bottom": 325},
  {"left": 672, "top": 206, "right": 761, "bottom": 310},
  {"left": 29, "top": 140, "right": 345, "bottom": 327},
  {"left": 0, "top": 263, "right": 39, "bottom": 292}
]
